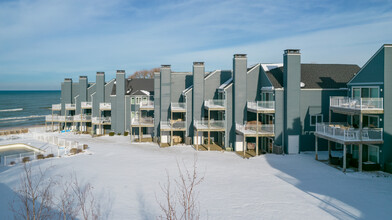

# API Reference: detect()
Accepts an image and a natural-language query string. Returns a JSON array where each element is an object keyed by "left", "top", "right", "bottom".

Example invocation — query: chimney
[
  {"left": 115, "top": 70, "right": 126, "bottom": 133},
  {"left": 77, "top": 76, "right": 88, "bottom": 114},
  {"left": 61, "top": 78, "right": 73, "bottom": 115},
  {"left": 192, "top": 62, "right": 205, "bottom": 121},
  {"left": 233, "top": 54, "right": 247, "bottom": 124},
  {"left": 93, "top": 72, "right": 105, "bottom": 117},
  {"left": 283, "top": 49, "right": 301, "bottom": 154},
  {"left": 160, "top": 65, "right": 171, "bottom": 121}
]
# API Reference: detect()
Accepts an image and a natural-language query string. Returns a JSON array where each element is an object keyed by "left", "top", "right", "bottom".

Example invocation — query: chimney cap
[
  {"left": 234, "top": 54, "right": 247, "bottom": 58},
  {"left": 161, "top": 64, "right": 171, "bottom": 68},
  {"left": 97, "top": 72, "right": 105, "bottom": 75},
  {"left": 193, "top": 62, "right": 204, "bottom": 66},
  {"left": 64, "top": 78, "right": 72, "bottom": 81},
  {"left": 284, "top": 49, "right": 301, "bottom": 54},
  {"left": 79, "top": 76, "right": 87, "bottom": 79},
  {"left": 117, "top": 70, "right": 125, "bottom": 73}
]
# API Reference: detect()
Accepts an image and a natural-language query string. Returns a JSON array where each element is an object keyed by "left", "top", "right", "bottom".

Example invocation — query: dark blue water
[{"left": 0, "top": 91, "right": 61, "bottom": 129}]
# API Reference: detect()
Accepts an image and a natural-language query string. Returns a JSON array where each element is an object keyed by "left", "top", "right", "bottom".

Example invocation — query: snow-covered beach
[{"left": 1, "top": 128, "right": 392, "bottom": 219}]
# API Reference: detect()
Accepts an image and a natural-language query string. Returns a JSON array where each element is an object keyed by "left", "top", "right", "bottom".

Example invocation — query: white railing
[
  {"left": 315, "top": 123, "right": 383, "bottom": 142},
  {"left": 194, "top": 119, "right": 225, "bottom": 130},
  {"left": 92, "top": 116, "right": 111, "bottom": 124},
  {"left": 73, "top": 114, "right": 92, "bottom": 121},
  {"left": 160, "top": 120, "right": 186, "bottom": 130},
  {"left": 140, "top": 100, "right": 154, "bottom": 109},
  {"left": 247, "top": 101, "right": 275, "bottom": 111},
  {"left": 204, "top": 99, "right": 225, "bottom": 109},
  {"left": 330, "top": 97, "right": 383, "bottom": 111},
  {"left": 65, "top": 103, "right": 76, "bottom": 109},
  {"left": 171, "top": 102, "right": 186, "bottom": 111},
  {"left": 236, "top": 123, "right": 274, "bottom": 135},
  {"left": 81, "top": 101, "right": 92, "bottom": 108},
  {"left": 99, "top": 103, "right": 111, "bottom": 110},
  {"left": 131, "top": 117, "right": 154, "bottom": 125},
  {"left": 52, "top": 104, "right": 61, "bottom": 111}
]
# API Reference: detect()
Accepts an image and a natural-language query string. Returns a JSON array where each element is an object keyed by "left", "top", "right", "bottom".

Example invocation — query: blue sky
[{"left": 0, "top": 0, "right": 392, "bottom": 90}]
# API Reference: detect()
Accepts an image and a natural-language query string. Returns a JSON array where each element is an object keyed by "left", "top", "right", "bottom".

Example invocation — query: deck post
[
  {"left": 328, "top": 141, "right": 331, "bottom": 162},
  {"left": 51, "top": 110, "right": 54, "bottom": 131},
  {"left": 208, "top": 109, "right": 211, "bottom": 151},
  {"left": 359, "top": 144, "right": 363, "bottom": 172},
  {"left": 196, "top": 130, "right": 199, "bottom": 151},
  {"left": 171, "top": 111, "right": 173, "bottom": 146},
  {"left": 315, "top": 136, "right": 318, "bottom": 160},
  {"left": 256, "top": 112, "right": 259, "bottom": 156},
  {"left": 139, "top": 126, "right": 142, "bottom": 142},
  {"left": 343, "top": 144, "right": 347, "bottom": 172},
  {"left": 243, "top": 135, "right": 246, "bottom": 156}
]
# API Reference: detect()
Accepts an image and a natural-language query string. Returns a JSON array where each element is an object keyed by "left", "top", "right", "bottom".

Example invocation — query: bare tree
[
  {"left": 157, "top": 156, "right": 205, "bottom": 220},
  {"left": 129, "top": 67, "right": 159, "bottom": 79},
  {"left": 10, "top": 163, "right": 56, "bottom": 220},
  {"left": 10, "top": 164, "right": 107, "bottom": 220}
]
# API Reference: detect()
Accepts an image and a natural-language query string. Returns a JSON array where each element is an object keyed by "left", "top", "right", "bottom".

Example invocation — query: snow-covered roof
[
  {"left": 218, "top": 77, "right": 233, "bottom": 90},
  {"left": 261, "top": 63, "right": 283, "bottom": 72}
]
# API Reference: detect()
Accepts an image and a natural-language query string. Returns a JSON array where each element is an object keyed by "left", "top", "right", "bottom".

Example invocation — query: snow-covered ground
[{"left": 1, "top": 128, "right": 392, "bottom": 219}]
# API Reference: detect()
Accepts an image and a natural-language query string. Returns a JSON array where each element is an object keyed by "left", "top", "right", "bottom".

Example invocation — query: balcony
[
  {"left": 73, "top": 114, "right": 92, "bottom": 122},
  {"left": 194, "top": 119, "right": 225, "bottom": 131},
  {"left": 92, "top": 117, "right": 111, "bottom": 124},
  {"left": 160, "top": 120, "right": 186, "bottom": 131},
  {"left": 330, "top": 97, "right": 383, "bottom": 114},
  {"left": 131, "top": 117, "right": 154, "bottom": 127},
  {"left": 236, "top": 123, "right": 274, "bottom": 137},
  {"left": 247, "top": 101, "right": 275, "bottom": 113},
  {"left": 99, "top": 103, "right": 111, "bottom": 111},
  {"left": 46, "top": 115, "right": 59, "bottom": 122},
  {"left": 52, "top": 104, "right": 61, "bottom": 111},
  {"left": 315, "top": 123, "right": 383, "bottom": 144},
  {"left": 65, "top": 103, "right": 76, "bottom": 110},
  {"left": 140, "top": 100, "right": 154, "bottom": 110},
  {"left": 171, "top": 102, "right": 186, "bottom": 112},
  {"left": 81, "top": 102, "right": 92, "bottom": 109},
  {"left": 204, "top": 99, "right": 225, "bottom": 110}
]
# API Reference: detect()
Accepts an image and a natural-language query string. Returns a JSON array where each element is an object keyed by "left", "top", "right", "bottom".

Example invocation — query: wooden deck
[
  {"left": 235, "top": 150, "right": 261, "bottom": 159},
  {"left": 194, "top": 143, "right": 224, "bottom": 151}
]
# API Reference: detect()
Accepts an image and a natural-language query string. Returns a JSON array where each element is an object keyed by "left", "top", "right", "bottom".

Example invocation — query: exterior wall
[
  {"left": 233, "top": 55, "right": 247, "bottom": 124},
  {"left": 125, "top": 96, "right": 130, "bottom": 132},
  {"left": 225, "top": 84, "right": 234, "bottom": 149},
  {"left": 247, "top": 65, "right": 261, "bottom": 101},
  {"left": 61, "top": 79, "right": 72, "bottom": 116},
  {"left": 349, "top": 48, "right": 385, "bottom": 84},
  {"left": 114, "top": 71, "right": 126, "bottom": 134},
  {"left": 274, "top": 89, "right": 284, "bottom": 147},
  {"left": 72, "top": 83, "right": 79, "bottom": 104},
  {"left": 383, "top": 46, "right": 392, "bottom": 169},
  {"left": 93, "top": 73, "right": 105, "bottom": 117},
  {"left": 160, "top": 66, "right": 171, "bottom": 121},
  {"left": 87, "top": 83, "right": 96, "bottom": 102},
  {"left": 170, "top": 73, "right": 191, "bottom": 102},
  {"left": 193, "top": 63, "right": 204, "bottom": 121},
  {"left": 204, "top": 71, "right": 221, "bottom": 100},
  {"left": 154, "top": 73, "right": 161, "bottom": 137},
  {"left": 300, "top": 89, "right": 347, "bottom": 151},
  {"left": 185, "top": 90, "right": 193, "bottom": 138},
  {"left": 77, "top": 77, "right": 88, "bottom": 115},
  {"left": 105, "top": 79, "right": 115, "bottom": 102},
  {"left": 283, "top": 50, "right": 301, "bottom": 154}
]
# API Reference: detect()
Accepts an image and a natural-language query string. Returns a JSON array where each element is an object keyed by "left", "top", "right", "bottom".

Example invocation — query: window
[
  {"left": 131, "top": 97, "right": 135, "bottom": 104},
  {"left": 262, "top": 92, "right": 274, "bottom": 101},
  {"left": 363, "top": 115, "right": 379, "bottom": 128},
  {"left": 352, "top": 87, "right": 379, "bottom": 99},
  {"left": 142, "top": 97, "right": 147, "bottom": 102},
  {"left": 136, "top": 97, "right": 141, "bottom": 104},
  {"left": 368, "top": 145, "right": 379, "bottom": 163},
  {"left": 310, "top": 114, "right": 323, "bottom": 126}
]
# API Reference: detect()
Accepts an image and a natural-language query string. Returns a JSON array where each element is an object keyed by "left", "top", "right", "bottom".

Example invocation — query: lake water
[{"left": 0, "top": 91, "right": 61, "bottom": 129}]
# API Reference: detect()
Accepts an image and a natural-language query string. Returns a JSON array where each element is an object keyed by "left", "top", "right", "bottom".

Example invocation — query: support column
[
  {"left": 139, "top": 126, "right": 142, "bottom": 142},
  {"left": 208, "top": 109, "right": 211, "bottom": 151},
  {"left": 343, "top": 144, "right": 347, "bottom": 172},
  {"left": 171, "top": 111, "right": 173, "bottom": 146},
  {"left": 256, "top": 112, "right": 259, "bottom": 156},
  {"left": 243, "top": 135, "right": 246, "bottom": 156},
  {"left": 328, "top": 141, "right": 331, "bottom": 163},
  {"left": 315, "top": 136, "right": 318, "bottom": 160},
  {"left": 196, "top": 130, "right": 199, "bottom": 151},
  {"left": 359, "top": 144, "right": 363, "bottom": 172}
]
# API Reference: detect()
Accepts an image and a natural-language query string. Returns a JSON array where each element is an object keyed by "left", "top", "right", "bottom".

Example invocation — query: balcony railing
[
  {"left": 92, "top": 117, "right": 111, "bottom": 124},
  {"left": 171, "top": 102, "right": 186, "bottom": 111},
  {"left": 236, "top": 123, "right": 274, "bottom": 135},
  {"left": 194, "top": 119, "right": 225, "bottom": 130},
  {"left": 330, "top": 97, "right": 383, "bottom": 111},
  {"left": 99, "top": 103, "right": 111, "bottom": 110},
  {"left": 73, "top": 114, "right": 92, "bottom": 121},
  {"left": 81, "top": 102, "right": 92, "bottom": 109},
  {"left": 52, "top": 104, "right": 61, "bottom": 111},
  {"left": 131, "top": 117, "right": 154, "bottom": 126},
  {"left": 140, "top": 100, "right": 154, "bottom": 109},
  {"left": 160, "top": 120, "right": 186, "bottom": 130},
  {"left": 65, "top": 103, "right": 76, "bottom": 110},
  {"left": 46, "top": 115, "right": 59, "bottom": 121},
  {"left": 247, "top": 101, "right": 275, "bottom": 112},
  {"left": 315, "top": 123, "right": 383, "bottom": 142},
  {"left": 204, "top": 99, "right": 225, "bottom": 109}
]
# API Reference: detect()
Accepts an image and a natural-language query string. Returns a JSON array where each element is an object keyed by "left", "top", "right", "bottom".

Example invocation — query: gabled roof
[
  {"left": 265, "top": 64, "right": 360, "bottom": 89},
  {"left": 111, "top": 78, "right": 154, "bottom": 95}
]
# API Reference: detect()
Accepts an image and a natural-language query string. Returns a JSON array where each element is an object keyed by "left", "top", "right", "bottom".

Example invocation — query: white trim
[
  {"left": 261, "top": 86, "right": 274, "bottom": 91},
  {"left": 301, "top": 88, "right": 348, "bottom": 91},
  {"left": 347, "top": 45, "right": 384, "bottom": 85},
  {"left": 351, "top": 86, "right": 380, "bottom": 98},
  {"left": 223, "top": 82, "right": 233, "bottom": 91},
  {"left": 204, "top": 70, "right": 219, "bottom": 80},
  {"left": 349, "top": 82, "right": 383, "bottom": 85},
  {"left": 246, "top": 64, "right": 260, "bottom": 74}
]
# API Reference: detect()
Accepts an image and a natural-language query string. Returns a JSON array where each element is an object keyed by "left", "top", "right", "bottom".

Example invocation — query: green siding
[{"left": 349, "top": 48, "right": 385, "bottom": 85}]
